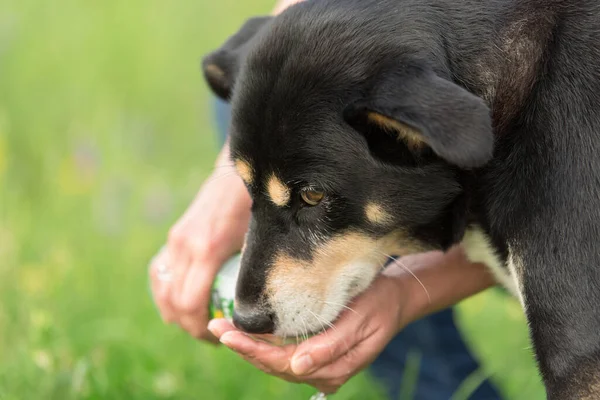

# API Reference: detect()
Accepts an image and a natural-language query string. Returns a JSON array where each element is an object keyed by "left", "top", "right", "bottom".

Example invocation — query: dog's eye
[{"left": 300, "top": 189, "right": 324, "bottom": 206}]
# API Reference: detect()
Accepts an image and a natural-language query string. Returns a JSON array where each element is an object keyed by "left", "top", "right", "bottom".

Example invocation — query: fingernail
[
  {"left": 207, "top": 320, "right": 222, "bottom": 337},
  {"left": 291, "top": 354, "right": 314, "bottom": 375},
  {"left": 219, "top": 333, "right": 234, "bottom": 347}
]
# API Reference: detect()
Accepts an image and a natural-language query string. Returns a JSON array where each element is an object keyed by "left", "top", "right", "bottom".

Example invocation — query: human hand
[
  {"left": 149, "top": 144, "right": 252, "bottom": 342},
  {"left": 207, "top": 248, "right": 495, "bottom": 393},
  {"left": 207, "top": 263, "right": 414, "bottom": 394}
]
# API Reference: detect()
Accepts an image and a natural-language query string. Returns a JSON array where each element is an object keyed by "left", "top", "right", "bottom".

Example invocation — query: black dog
[{"left": 201, "top": 0, "right": 600, "bottom": 398}]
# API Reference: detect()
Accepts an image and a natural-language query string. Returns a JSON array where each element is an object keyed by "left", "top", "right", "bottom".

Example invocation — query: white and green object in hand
[{"left": 209, "top": 253, "right": 241, "bottom": 320}]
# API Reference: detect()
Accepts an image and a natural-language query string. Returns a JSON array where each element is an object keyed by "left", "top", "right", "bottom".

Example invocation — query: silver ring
[{"left": 155, "top": 262, "right": 173, "bottom": 283}]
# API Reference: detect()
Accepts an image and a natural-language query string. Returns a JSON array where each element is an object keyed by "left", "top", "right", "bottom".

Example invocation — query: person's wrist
[
  {"left": 379, "top": 254, "right": 444, "bottom": 330},
  {"left": 381, "top": 248, "right": 498, "bottom": 331},
  {"left": 378, "top": 271, "right": 424, "bottom": 332}
]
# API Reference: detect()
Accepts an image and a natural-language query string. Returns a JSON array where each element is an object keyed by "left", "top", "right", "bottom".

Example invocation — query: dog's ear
[
  {"left": 201, "top": 16, "right": 273, "bottom": 101},
  {"left": 345, "top": 65, "right": 494, "bottom": 168}
]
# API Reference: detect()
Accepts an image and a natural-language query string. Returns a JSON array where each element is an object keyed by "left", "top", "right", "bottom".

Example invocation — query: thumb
[{"left": 290, "top": 307, "right": 368, "bottom": 376}]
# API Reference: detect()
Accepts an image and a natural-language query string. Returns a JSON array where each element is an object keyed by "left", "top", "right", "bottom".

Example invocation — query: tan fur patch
[
  {"left": 365, "top": 202, "right": 393, "bottom": 225},
  {"left": 267, "top": 233, "right": 379, "bottom": 298},
  {"left": 367, "top": 112, "right": 426, "bottom": 151},
  {"left": 573, "top": 359, "right": 600, "bottom": 400},
  {"left": 204, "top": 63, "right": 225, "bottom": 80},
  {"left": 266, "top": 230, "right": 427, "bottom": 299},
  {"left": 267, "top": 174, "right": 290, "bottom": 207},
  {"left": 582, "top": 380, "right": 600, "bottom": 400},
  {"left": 263, "top": 229, "right": 432, "bottom": 335},
  {"left": 234, "top": 158, "right": 254, "bottom": 185}
]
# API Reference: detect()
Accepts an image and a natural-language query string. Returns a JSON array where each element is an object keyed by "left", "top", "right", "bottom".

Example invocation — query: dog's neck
[{"left": 441, "top": 2, "right": 560, "bottom": 134}]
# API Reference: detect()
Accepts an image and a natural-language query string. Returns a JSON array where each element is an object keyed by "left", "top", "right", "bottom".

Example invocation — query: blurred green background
[{"left": 0, "top": 0, "right": 546, "bottom": 398}]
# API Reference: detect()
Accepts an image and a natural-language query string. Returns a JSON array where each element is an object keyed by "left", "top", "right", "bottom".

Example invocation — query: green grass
[{"left": 0, "top": 0, "right": 546, "bottom": 398}]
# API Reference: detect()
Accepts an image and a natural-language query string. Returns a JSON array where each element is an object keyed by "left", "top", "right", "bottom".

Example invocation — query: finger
[
  {"left": 150, "top": 275, "right": 177, "bottom": 323},
  {"left": 169, "top": 245, "right": 192, "bottom": 310},
  {"left": 219, "top": 331, "right": 297, "bottom": 375},
  {"left": 239, "top": 354, "right": 275, "bottom": 375},
  {"left": 291, "top": 277, "right": 392, "bottom": 377},
  {"left": 175, "top": 256, "right": 226, "bottom": 342},
  {"left": 207, "top": 318, "right": 238, "bottom": 337},
  {"left": 149, "top": 250, "right": 178, "bottom": 323},
  {"left": 238, "top": 354, "right": 294, "bottom": 379},
  {"left": 236, "top": 353, "right": 302, "bottom": 384},
  {"left": 220, "top": 333, "right": 302, "bottom": 384},
  {"left": 301, "top": 328, "right": 388, "bottom": 383},
  {"left": 177, "top": 314, "right": 220, "bottom": 343},
  {"left": 290, "top": 306, "right": 369, "bottom": 376},
  {"left": 176, "top": 214, "right": 242, "bottom": 310},
  {"left": 208, "top": 319, "right": 294, "bottom": 347},
  {"left": 209, "top": 323, "right": 280, "bottom": 374},
  {"left": 177, "top": 258, "right": 217, "bottom": 313}
]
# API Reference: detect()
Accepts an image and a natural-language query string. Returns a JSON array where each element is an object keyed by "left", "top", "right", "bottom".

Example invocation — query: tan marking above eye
[
  {"left": 267, "top": 174, "right": 291, "bottom": 207},
  {"left": 204, "top": 63, "right": 225, "bottom": 80},
  {"left": 365, "top": 202, "right": 393, "bottom": 225},
  {"left": 367, "top": 112, "right": 426, "bottom": 151},
  {"left": 301, "top": 189, "right": 324, "bottom": 206},
  {"left": 234, "top": 158, "right": 254, "bottom": 185}
]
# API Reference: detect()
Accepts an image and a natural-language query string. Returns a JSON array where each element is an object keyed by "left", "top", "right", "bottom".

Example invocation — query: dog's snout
[{"left": 232, "top": 307, "right": 275, "bottom": 334}]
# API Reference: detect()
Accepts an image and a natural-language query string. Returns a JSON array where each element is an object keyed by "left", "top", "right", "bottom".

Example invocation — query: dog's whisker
[
  {"left": 380, "top": 252, "right": 432, "bottom": 304},
  {"left": 308, "top": 310, "right": 330, "bottom": 339},
  {"left": 308, "top": 310, "right": 341, "bottom": 360},
  {"left": 376, "top": 256, "right": 389, "bottom": 273},
  {"left": 318, "top": 304, "right": 352, "bottom": 356},
  {"left": 300, "top": 316, "right": 310, "bottom": 342},
  {"left": 310, "top": 310, "right": 331, "bottom": 332},
  {"left": 317, "top": 312, "right": 336, "bottom": 332},
  {"left": 321, "top": 300, "right": 363, "bottom": 318}
]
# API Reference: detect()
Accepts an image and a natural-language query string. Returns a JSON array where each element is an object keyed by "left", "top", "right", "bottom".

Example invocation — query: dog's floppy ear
[
  {"left": 201, "top": 16, "right": 272, "bottom": 100},
  {"left": 345, "top": 65, "right": 494, "bottom": 168}
]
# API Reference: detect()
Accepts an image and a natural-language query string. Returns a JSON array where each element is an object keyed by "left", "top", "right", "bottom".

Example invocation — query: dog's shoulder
[{"left": 474, "top": 0, "right": 600, "bottom": 265}]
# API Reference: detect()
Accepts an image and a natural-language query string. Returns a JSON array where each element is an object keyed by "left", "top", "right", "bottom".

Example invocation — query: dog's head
[{"left": 202, "top": 3, "right": 493, "bottom": 337}]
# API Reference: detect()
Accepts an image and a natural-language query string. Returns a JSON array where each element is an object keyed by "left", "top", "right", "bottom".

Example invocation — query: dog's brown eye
[{"left": 301, "top": 190, "right": 324, "bottom": 206}]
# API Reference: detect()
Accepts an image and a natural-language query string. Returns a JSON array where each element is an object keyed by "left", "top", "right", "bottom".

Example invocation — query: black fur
[{"left": 202, "top": 0, "right": 600, "bottom": 398}]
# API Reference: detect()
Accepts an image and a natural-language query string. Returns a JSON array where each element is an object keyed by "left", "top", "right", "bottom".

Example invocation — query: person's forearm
[
  {"left": 383, "top": 246, "right": 497, "bottom": 327},
  {"left": 272, "top": 0, "right": 305, "bottom": 15},
  {"left": 215, "top": 139, "right": 233, "bottom": 168}
]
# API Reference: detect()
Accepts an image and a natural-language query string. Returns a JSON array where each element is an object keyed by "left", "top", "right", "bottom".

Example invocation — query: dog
[{"left": 201, "top": 0, "right": 600, "bottom": 398}]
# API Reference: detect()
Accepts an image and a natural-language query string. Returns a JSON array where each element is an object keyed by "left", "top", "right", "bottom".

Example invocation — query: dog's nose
[{"left": 232, "top": 307, "right": 275, "bottom": 334}]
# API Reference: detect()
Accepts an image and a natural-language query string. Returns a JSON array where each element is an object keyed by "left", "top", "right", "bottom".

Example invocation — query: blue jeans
[{"left": 212, "top": 98, "right": 501, "bottom": 400}]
